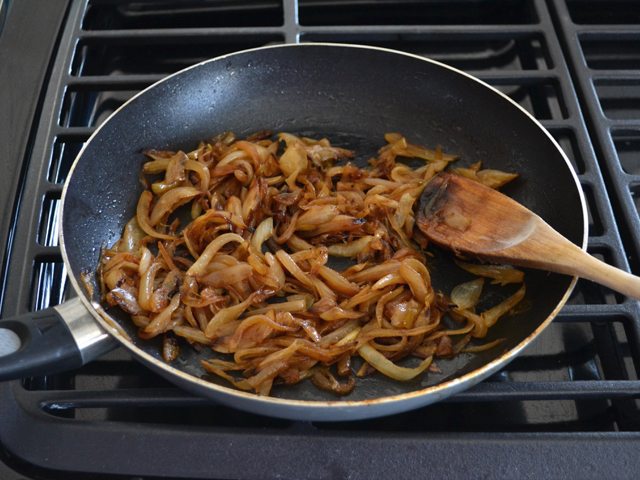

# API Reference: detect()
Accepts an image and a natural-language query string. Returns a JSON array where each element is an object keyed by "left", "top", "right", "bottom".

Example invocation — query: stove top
[{"left": 0, "top": 0, "right": 639, "bottom": 478}]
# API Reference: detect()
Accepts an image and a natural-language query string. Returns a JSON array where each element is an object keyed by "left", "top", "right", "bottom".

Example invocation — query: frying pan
[{"left": 0, "top": 44, "right": 587, "bottom": 421}]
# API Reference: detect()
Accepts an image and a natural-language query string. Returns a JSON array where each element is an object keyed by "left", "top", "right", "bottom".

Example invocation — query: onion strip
[{"left": 358, "top": 343, "right": 433, "bottom": 381}]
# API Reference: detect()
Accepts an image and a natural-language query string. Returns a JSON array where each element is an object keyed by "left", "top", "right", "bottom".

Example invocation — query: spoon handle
[
  {"left": 500, "top": 222, "right": 640, "bottom": 300},
  {"left": 560, "top": 243, "right": 640, "bottom": 300}
]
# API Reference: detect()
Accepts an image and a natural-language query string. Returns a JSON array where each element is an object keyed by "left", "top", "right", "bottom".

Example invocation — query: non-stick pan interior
[{"left": 62, "top": 44, "right": 585, "bottom": 402}]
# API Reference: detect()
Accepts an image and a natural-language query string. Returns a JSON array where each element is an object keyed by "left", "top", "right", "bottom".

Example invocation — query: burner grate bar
[
  {"left": 32, "top": 246, "right": 62, "bottom": 258},
  {"left": 452, "top": 380, "right": 640, "bottom": 402},
  {"left": 591, "top": 71, "right": 640, "bottom": 80},
  {"left": 77, "top": 24, "right": 546, "bottom": 41},
  {"left": 36, "top": 184, "right": 64, "bottom": 196},
  {"left": 24, "top": 380, "right": 640, "bottom": 411},
  {"left": 603, "top": 119, "right": 640, "bottom": 129},
  {"left": 555, "top": 304, "right": 632, "bottom": 318},
  {"left": 53, "top": 126, "right": 96, "bottom": 138},
  {"left": 66, "top": 74, "right": 165, "bottom": 88},
  {"left": 68, "top": 71, "right": 564, "bottom": 84},
  {"left": 572, "top": 26, "right": 640, "bottom": 35},
  {"left": 73, "top": 75, "right": 546, "bottom": 87},
  {"left": 79, "top": 26, "right": 286, "bottom": 39},
  {"left": 469, "top": 70, "right": 561, "bottom": 81},
  {"left": 538, "top": 119, "right": 581, "bottom": 129}
]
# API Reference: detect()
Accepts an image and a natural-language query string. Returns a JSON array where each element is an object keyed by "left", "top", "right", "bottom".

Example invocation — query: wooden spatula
[{"left": 416, "top": 172, "right": 640, "bottom": 300}]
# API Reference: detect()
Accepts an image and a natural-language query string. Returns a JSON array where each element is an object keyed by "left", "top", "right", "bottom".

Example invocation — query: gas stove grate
[
  {"left": 550, "top": 0, "right": 640, "bottom": 278},
  {"left": 1, "top": 0, "right": 639, "bottom": 479}
]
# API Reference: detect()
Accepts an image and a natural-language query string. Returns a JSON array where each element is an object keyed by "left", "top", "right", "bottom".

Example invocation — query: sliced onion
[
  {"left": 335, "top": 327, "right": 361, "bottom": 347},
  {"left": 142, "top": 157, "right": 170, "bottom": 173},
  {"left": 142, "top": 294, "right": 180, "bottom": 337},
  {"left": 319, "top": 319, "right": 360, "bottom": 347},
  {"left": 149, "top": 186, "right": 201, "bottom": 226},
  {"left": 382, "top": 133, "right": 457, "bottom": 163},
  {"left": 187, "top": 233, "right": 245, "bottom": 276},
  {"left": 463, "top": 338, "right": 506, "bottom": 353},
  {"left": 275, "top": 250, "right": 316, "bottom": 292},
  {"left": 151, "top": 151, "right": 187, "bottom": 194},
  {"left": 136, "top": 191, "right": 175, "bottom": 240},
  {"left": 279, "top": 142, "right": 307, "bottom": 188},
  {"left": 357, "top": 324, "right": 439, "bottom": 344},
  {"left": 303, "top": 215, "right": 364, "bottom": 236},
  {"left": 173, "top": 325, "right": 212, "bottom": 345},
  {"left": 229, "top": 314, "right": 298, "bottom": 350},
  {"left": 286, "top": 234, "right": 314, "bottom": 252},
  {"left": 235, "top": 140, "right": 261, "bottom": 167},
  {"left": 138, "top": 261, "right": 162, "bottom": 311},
  {"left": 481, "top": 284, "right": 526, "bottom": 328},
  {"left": 248, "top": 299, "right": 306, "bottom": 316},
  {"left": 372, "top": 272, "right": 405, "bottom": 290},
  {"left": 185, "top": 159, "right": 210, "bottom": 192},
  {"left": 107, "top": 287, "right": 143, "bottom": 315},
  {"left": 451, "top": 278, "right": 485, "bottom": 310},
  {"left": 311, "top": 277, "right": 337, "bottom": 301},
  {"left": 205, "top": 293, "right": 256, "bottom": 338},
  {"left": 258, "top": 340, "right": 301, "bottom": 368},
  {"left": 118, "top": 217, "right": 146, "bottom": 253},
  {"left": 358, "top": 343, "right": 432, "bottom": 381},
  {"left": 199, "top": 263, "right": 253, "bottom": 288},
  {"left": 375, "top": 287, "right": 404, "bottom": 327},
  {"left": 347, "top": 261, "right": 401, "bottom": 283},
  {"left": 242, "top": 179, "right": 262, "bottom": 221},
  {"left": 246, "top": 360, "right": 288, "bottom": 392},
  {"left": 290, "top": 247, "right": 328, "bottom": 269},
  {"left": 296, "top": 205, "right": 339, "bottom": 231},
  {"left": 319, "top": 306, "right": 363, "bottom": 321},
  {"left": 327, "top": 236, "right": 374, "bottom": 257},
  {"left": 264, "top": 252, "right": 285, "bottom": 291},
  {"left": 340, "top": 286, "right": 383, "bottom": 310},
  {"left": 477, "top": 169, "right": 518, "bottom": 189},
  {"left": 296, "top": 319, "right": 321, "bottom": 343},
  {"left": 251, "top": 217, "right": 273, "bottom": 255},
  {"left": 456, "top": 260, "right": 524, "bottom": 285},
  {"left": 311, "top": 368, "right": 355, "bottom": 396},
  {"left": 399, "top": 261, "right": 428, "bottom": 302},
  {"left": 138, "top": 247, "right": 153, "bottom": 276},
  {"left": 217, "top": 149, "right": 246, "bottom": 167},
  {"left": 316, "top": 265, "right": 359, "bottom": 296}
]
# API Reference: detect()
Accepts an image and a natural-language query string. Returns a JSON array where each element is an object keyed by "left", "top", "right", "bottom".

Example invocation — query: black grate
[
  {"left": 550, "top": 2, "right": 640, "bottom": 288},
  {"left": 1, "top": 0, "right": 640, "bottom": 478}
]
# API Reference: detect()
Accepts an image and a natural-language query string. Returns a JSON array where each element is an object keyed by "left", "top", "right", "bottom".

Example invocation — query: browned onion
[{"left": 99, "top": 131, "right": 523, "bottom": 396}]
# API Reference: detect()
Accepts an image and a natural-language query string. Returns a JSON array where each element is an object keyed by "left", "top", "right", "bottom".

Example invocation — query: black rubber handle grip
[{"left": 0, "top": 308, "right": 83, "bottom": 381}]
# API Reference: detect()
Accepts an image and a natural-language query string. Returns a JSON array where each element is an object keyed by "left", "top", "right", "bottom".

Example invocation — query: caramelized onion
[
  {"left": 187, "top": 233, "right": 245, "bottom": 276},
  {"left": 327, "top": 236, "right": 374, "bottom": 257},
  {"left": 136, "top": 191, "right": 175, "bottom": 240},
  {"left": 358, "top": 343, "right": 433, "bottom": 381},
  {"left": 149, "top": 186, "right": 201, "bottom": 226},
  {"left": 451, "top": 278, "right": 484, "bottom": 310},
  {"left": 311, "top": 367, "right": 355, "bottom": 395},
  {"left": 101, "top": 131, "right": 526, "bottom": 397},
  {"left": 455, "top": 260, "right": 524, "bottom": 285},
  {"left": 200, "top": 263, "right": 253, "bottom": 288}
]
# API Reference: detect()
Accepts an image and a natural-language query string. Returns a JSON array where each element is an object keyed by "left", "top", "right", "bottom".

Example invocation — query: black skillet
[{"left": 0, "top": 44, "right": 587, "bottom": 420}]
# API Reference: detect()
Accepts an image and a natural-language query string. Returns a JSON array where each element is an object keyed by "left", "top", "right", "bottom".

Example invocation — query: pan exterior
[{"left": 60, "top": 44, "right": 587, "bottom": 421}]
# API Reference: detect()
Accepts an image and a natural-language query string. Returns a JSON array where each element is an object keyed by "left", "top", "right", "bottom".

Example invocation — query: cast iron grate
[
  {"left": 549, "top": 0, "right": 640, "bottom": 277},
  {"left": 1, "top": 0, "right": 640, "bottom": 478}
]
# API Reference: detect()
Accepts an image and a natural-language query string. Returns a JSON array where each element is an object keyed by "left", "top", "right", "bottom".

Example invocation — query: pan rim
[{"left": 60, "top": 42, "right": 588, "bottom": 414}]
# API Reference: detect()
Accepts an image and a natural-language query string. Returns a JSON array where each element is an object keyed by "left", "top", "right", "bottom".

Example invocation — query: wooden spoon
[{"left": 416, "top": 172, "right": 640, "bottom": 300}]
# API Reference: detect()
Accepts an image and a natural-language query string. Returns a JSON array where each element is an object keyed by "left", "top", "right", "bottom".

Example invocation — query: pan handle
[{"left": 0, "top": 297, "right": 116, "bottom": 381}]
